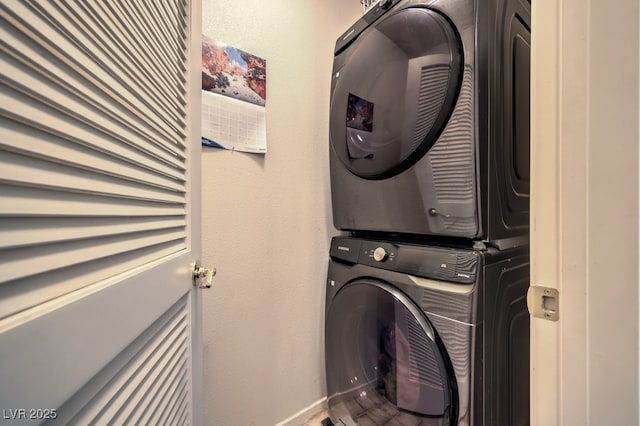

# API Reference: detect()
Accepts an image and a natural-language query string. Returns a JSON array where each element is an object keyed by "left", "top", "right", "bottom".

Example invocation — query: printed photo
[{"left": 202, "top": 35, "right": 267, "bottom": 107}]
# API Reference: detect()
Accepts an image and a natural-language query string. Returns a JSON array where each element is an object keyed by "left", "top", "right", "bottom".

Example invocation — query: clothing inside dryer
[{"left": 325, "top": 280, "right": 456, "bottom": 425}]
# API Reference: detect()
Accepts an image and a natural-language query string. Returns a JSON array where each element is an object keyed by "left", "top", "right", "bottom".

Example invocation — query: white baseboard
[{"left": 275, "top": 397, "right": 328, "bottom": 426}]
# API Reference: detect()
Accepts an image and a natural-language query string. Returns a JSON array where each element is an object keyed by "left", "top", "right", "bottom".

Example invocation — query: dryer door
[
  {"left": 330, "top": 7, "right": 462, "bottom": 179},
  {"left": 325, "top": 279, "right": 457, "bottom": 425}
]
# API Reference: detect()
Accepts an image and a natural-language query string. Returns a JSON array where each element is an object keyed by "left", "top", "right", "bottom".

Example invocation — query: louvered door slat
[
  {"left": 112, "top": 346, "right": 188, "bottom": 423},
  {"left": 164, "top": 0, "right": 189, "bottom": 51},
  {"left": 0, "top": 241, "right": 183, "bottom": 320},
  {"left": 0, "top": 0, "right": 191, "bottom": 322},
  {"left": 0, "top": 103, "right": 185, "bottom": 182},
  {"left": 153, "top": 362, "right": 189, "bottom": 424},
  {"left": 2, "top": 229, "right": 185, "bottom": 283},
  {"left": 0, "top": 186, "right": 185, "bottom": 217},
  {"left": 0, "top": 120, "right": 185, "bottom": 192},
  {"left": 0, "top": 46, "right": 186, "bottom": 171},
  {"left": 0, "top": 217, "right": 185, "bottom": 250},
  {"left": 50, "top": 296, "right": 192, "bottom": 425},
  {"left": 103, "top": 0, "right": 187, "bottom": 113},
  {"left": 101, "top": 339, "right": 187, "bottom": 424},
  {"left": 122, "top": 0, "right": 184, "bottom": 69},
  {"left": 1, "top": 151, "right": 184, "bottom": 203},
  {"left": 125, "top": 343, "right": 188, "bottom": 423},
  {"left": 48, "top": 2, "right": 186, "bottom": 130},
  {"left": 91, "top": 1, "right": 186, "bottom": 99},
  {"left": 124, "top": 0, "right": 188, "bottom": 89},
  {"left": 1, "top": 3, "right": 187, "bottom": 153},
  {"left": 74, "top": 309, "right": 187, "bottom": 422},
  {"left": 89, "top": 1, "right": 184, "bottom": 99},
  {"left": 160, "top": 0, "right": 189, "bottom": 50},
  {"left": 33, "top": 0, "right": 186, "bottom": 131},
  {"left": 166, "top": 387, "right": 190, "bottom": 426}
]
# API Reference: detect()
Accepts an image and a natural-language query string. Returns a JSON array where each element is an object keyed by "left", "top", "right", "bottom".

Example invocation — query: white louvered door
[{"left": 0, "top": 1, "right": 203, "bottom": 424}]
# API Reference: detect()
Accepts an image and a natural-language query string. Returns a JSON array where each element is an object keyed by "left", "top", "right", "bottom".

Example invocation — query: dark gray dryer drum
[
  {"left": 330, "top": 7, "right": 462, "bottom": 179},
  {"left": 325, "top": 279, "right": 457, "bottom": 425}
]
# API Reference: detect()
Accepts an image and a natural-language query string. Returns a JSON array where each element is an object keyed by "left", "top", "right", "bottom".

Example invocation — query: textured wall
[{"left": 200, "top": 2, "right": 360, "bottom": 424}]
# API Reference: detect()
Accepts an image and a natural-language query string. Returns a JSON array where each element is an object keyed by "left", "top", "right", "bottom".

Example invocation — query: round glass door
[
  {"left": 325, "top": 279, "right": 457, "bottom": 425},
  {"left": 330, "top": 7, "right": 463, "bottom": 179}
]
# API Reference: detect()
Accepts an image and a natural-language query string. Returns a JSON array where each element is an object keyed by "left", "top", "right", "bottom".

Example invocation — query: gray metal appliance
[
  {"left": 329, "top": 0, "right": 531, "bottom": 241},
  {"left": 325, "top": 236, "right": 530, "bottom": 425}
]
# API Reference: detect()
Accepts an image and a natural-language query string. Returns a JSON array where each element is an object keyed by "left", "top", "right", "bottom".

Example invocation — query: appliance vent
[
  {"left": 405, "top": 311, "right": 444, "bottom": 390},
  {"left": 429, "top": 66, "right": 475, "bottom": 204},
  {"left": 411, "top": 65, "right": 451, "bottom": 151}
]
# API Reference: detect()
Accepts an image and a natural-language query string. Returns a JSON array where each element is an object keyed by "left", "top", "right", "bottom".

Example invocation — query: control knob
[
  {"left": 373, "top": 247, "right": 388, "bottom": 262},
  {"left": 380, "top": 0, "right": 393, "bottom": 9}
]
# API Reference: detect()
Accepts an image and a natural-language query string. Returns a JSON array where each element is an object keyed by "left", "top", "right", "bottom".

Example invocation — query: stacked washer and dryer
[{"left": 324, "top": 0, "right": 531, "bottom": 425}]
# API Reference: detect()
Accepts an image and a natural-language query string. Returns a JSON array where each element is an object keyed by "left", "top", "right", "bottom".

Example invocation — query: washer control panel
[
  {"left": 363, "top": 243, "right": 395, "bottom": 264},
  {"left": 330, "top": 237, "right": 478, "bottom": 284},
  {"left": 361, "top": 241, "right": 397, "bottom": 266}
]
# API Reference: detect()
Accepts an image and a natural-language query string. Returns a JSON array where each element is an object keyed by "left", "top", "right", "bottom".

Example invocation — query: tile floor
[{"left": 302, "top": 409, "right": 329, "bottom": 425}]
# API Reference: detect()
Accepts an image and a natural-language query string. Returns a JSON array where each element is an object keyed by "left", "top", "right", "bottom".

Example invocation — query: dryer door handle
[{"left": 428, "top": 208, "right": 451, "bottom": 218}]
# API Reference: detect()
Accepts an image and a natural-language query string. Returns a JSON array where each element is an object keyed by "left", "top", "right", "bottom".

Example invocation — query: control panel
[
  {"left": 330, "top": 237, "right": 478, "bottom": 284},
  {"left": 360, "top": 241, "right": 396, "bottom": 266},
  {"left": 334, "top": 0, "right": 402, "bottom": 55}
]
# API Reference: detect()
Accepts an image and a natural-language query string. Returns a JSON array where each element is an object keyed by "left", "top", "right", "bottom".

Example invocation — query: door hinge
[
  {"left": 527, "top": 285, "right": 559, "bottom": 321},
  {"left": 193, "top": 260, "right": 216, "bottom": 289}
]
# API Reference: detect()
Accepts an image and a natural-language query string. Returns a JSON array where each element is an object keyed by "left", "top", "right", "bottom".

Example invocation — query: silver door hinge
[
  {"left": 193, "top": 260, "right": 216, "bottom": 289},
  {"left": 527, "top": 285, "right": 559, "bottom": 321}
]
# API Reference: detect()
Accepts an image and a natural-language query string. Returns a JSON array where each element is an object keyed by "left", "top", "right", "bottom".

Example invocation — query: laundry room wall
[{"left": 200, "top": 2, "right": 360, "bottom": 425}]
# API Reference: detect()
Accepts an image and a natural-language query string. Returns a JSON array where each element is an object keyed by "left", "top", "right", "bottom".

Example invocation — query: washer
[
  {"left": 325, "top": 236, "right": 530, "bottom": 425},
  {"left": 329, "top": 0, "right": 531, "bottom": 240}
]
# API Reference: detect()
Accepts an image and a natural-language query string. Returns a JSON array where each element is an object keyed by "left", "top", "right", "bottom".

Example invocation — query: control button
[{"left": 373, "top": 247, "right": 388, "bottom": 262}]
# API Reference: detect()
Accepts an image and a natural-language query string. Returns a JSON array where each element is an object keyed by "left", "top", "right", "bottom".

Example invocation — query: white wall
[
  {"left": 200, "top": 2, "right": 361, "bottom": 425},
  {"left": 531, "top": 1, "right": 639, "bottom": 424}
]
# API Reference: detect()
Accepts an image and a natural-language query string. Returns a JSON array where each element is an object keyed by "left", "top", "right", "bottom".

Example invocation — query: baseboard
[{"left": 275, "top": 397, "right": 328, "bottom": 426}]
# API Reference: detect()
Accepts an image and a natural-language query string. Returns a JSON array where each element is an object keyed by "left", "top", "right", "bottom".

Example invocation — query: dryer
[
  {"left": 329, "top": 0, "right": 531, "bottom": 241},
  {"left": 325, "top": 236, "right": 530, "bottom": 425}
]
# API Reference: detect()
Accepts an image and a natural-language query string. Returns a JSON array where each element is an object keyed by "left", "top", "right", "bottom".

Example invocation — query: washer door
[
  {"left": 325, "top": 279, "right": 457, "bottom": 425},
  {"left": 330, "top": 7, "right": 462, "bottom": 179}
]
